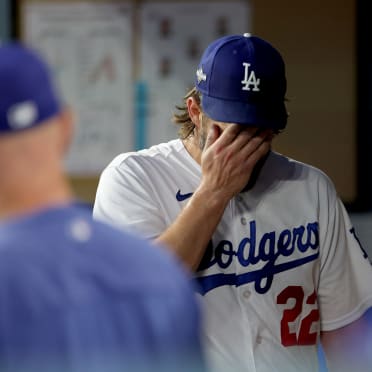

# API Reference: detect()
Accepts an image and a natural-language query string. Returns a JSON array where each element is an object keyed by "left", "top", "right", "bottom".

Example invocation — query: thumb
[{"left": 204, "top": 124, "right": 220, "bottom": 149}]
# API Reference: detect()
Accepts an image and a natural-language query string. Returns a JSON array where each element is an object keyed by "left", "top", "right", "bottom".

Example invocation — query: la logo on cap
[{"left": 241, "top": 62, "right": 260, "bottom": 91}]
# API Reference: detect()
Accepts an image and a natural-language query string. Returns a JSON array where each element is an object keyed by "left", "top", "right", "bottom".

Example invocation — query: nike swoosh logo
[{"left": 176, "top": 190, "right": 193, "bottom": 202}]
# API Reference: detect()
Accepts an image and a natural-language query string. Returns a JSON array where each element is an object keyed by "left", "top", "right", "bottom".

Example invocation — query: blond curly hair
[{"left": 172, "top": 87, "right": 201, "bottom": 139}]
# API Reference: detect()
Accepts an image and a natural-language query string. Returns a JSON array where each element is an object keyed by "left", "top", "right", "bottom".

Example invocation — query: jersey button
[
  {"left": 240, "top": 217, "right": 247, "bottom": 225},
  {"left": 256, "top": 336, "right": 263, "bottom": 344},
  {"left": 242, "top": 290, "right": 251, "bottom": 299}
]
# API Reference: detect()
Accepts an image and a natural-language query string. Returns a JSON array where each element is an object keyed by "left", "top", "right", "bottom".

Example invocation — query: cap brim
[{"left": 201, "top": 94, "right": 288, "bottom": 130}]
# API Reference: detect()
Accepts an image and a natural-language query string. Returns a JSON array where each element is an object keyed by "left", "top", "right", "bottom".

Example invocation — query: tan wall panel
[{"left": 252, "top": 0, "right": 356, "bottom": 202}]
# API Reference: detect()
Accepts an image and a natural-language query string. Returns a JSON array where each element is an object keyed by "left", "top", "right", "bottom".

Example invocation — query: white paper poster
[
  {"left": 140, "top": 1, "right": 251, "bottom": 147},
  {"left": 22, "top": 1, "right": 134, "bottom": 175}
]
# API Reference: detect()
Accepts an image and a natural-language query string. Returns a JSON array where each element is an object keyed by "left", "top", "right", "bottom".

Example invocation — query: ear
[
  {"left": 186, "top": 96, "right": 202, "bottom": 128},
  {"left": 58, "top": 107, "right": 74, "bottom": 154}
]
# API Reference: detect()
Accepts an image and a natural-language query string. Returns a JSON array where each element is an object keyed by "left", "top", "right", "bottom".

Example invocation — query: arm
[
  {"left": 321, "top": 309, "right": 372, "bottom": 372},
  {"left": 155, "top": 124, "right": 273, "bottom": 271},
  {"left": 316, "top": 186, "right": 372, "bottom": 371},
  {"left": 155, "top": 184, "right": 228, "bottom": 271}
]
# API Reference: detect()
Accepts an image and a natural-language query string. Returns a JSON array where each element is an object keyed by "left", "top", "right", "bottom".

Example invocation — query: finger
[
  {"left": 239, "top": 130, "right": 273, "bottom": 158},
  {"left": 229, "top": 127, "right": 260, "bottom": 150},
  {"left": 233, "top": 128, "right": 273, "bottom": 152},
  {"left": 214, "top": 124, "right": 241, "bottom": 147}
]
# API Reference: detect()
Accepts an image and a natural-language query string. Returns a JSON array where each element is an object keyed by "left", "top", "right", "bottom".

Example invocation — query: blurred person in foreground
[
  {"left": 94, "top": 33, "right": 372, "bottom": 372},
  {"left": 0, "top": 42, "right": 206, "bottom": 372}
]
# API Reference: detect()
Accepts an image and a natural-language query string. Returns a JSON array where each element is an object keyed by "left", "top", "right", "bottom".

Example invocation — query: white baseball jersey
[{"left": 93, "top": 139, "right": 372, "bottom": 372}]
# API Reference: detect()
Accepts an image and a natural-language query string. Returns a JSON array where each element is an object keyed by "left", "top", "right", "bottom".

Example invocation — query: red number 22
[{"left": 277, "top": 286, "right": 320, "bottom": 346}]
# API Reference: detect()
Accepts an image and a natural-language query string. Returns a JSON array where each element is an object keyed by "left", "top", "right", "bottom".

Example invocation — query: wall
[{"left": 252, "top": 0, "right": 356, "bottom": 204}]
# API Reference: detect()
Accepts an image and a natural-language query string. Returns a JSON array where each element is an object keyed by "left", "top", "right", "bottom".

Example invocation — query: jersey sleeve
[
  {"left": 93, "top": 158, "right": 166, "bottom": 239},
  {"left": 317, "top": 179, "right": 372, "bottom": 331}
]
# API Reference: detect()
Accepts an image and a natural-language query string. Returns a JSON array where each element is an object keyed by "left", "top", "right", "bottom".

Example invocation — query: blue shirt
[{"left": 0, "top": 204, "right": 206, "bottom": 372}]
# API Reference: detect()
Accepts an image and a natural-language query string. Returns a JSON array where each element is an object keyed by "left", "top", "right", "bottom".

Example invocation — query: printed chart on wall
[
  {"left": 139, "top": 1, "right": 251, "bottom": 148},
  {"left": 21, "top": 1, "right": 134, "bottom": 175}
]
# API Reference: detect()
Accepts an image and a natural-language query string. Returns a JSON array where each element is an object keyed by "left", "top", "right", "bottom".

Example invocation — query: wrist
[{"left": 191, "top": 185, "right": 231, "bottom": 212}]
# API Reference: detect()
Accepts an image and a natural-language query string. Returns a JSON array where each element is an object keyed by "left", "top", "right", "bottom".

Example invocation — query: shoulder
[
  {"left": 73, "top": 204, "right": 188, "bottom": 270},
  {"left": 87, "top": 220, "right": 196, "bottom": 302},
  {"left": 268, "top": 151, "right": 336, "bottom": 191},
  {"left": 107, "top": 139, "right": 184, "bottom": 170},
  {"left": 97, "top": 139, "right": 195, "bottom": 191},
  {"left": 73, "top": 205, "right": 193, "bottom": 289},
  {"left": 0, "top": 204, "right": 194, "bottom": 295}
]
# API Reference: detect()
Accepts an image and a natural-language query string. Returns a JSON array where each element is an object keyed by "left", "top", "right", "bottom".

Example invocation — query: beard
[{"left": 241, "top": 150, "right": 270, "bottom": 192}]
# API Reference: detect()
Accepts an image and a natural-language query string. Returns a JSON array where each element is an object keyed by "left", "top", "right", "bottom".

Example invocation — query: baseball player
[
  {"left": 93, "top": 34, "right": 372, "bottom": 371},
  {"left": 0, "top": 43, "right": 206, "bottom": 372}
]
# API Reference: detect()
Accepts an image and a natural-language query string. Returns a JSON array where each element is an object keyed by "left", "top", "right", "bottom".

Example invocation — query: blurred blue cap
[
  {"left": 195, "top": 33, "right": 288, "bottom": 130},
  {"left": 0, "top": 42, "right": 62, "bottom": 134}
]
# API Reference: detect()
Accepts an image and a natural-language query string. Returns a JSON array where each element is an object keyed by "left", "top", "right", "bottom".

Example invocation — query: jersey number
[{"left": 277, "top": 286, "right": 320, "bottom": 346}]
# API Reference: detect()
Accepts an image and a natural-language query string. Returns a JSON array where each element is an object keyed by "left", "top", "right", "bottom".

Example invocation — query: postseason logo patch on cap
[
  {"left": 0, "top": 42, "right": 62, "bottom": 134},
  {"left": 195, "top": 33, "right": 288, "bottom": 130}
]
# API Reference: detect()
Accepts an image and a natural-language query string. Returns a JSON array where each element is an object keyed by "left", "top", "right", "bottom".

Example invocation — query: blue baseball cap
[
  {"left": 195, "top": 33, "right": 288, "bottom": 130},
  {"left": 0, "top": 42, "right": 62, "bottom": 134}
]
